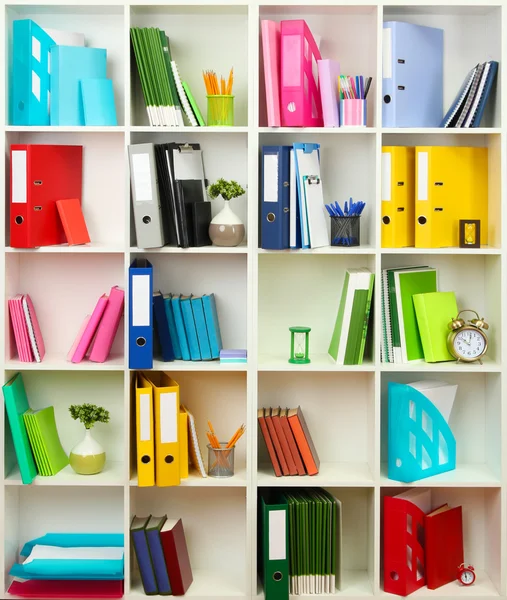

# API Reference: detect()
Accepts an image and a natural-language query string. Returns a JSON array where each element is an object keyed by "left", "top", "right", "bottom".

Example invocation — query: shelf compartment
[
  {"left": 258, "top": 354, "right": 375, "bottom": 372},
  {"left": 380, "top": 357, "right": 501, "bottom": 373},
  {"left": 5, "top": 461, "right": 125, "bottom": 487},
  {"left": 258, "top": 462, "right": 374, "bottom": 487},
  {"left": 149, "top": 359, "right": 247, "bottom": 372}
]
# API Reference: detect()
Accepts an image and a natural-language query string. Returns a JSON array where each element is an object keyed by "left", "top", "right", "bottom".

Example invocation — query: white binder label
[
  {"left": 140, "top": 393, "right": 151, "bottom": 441},
  {"left": 31, "top": 36, "right": 41, "bottom": 62},
  {"left": 381, "top": 153, "right": 391, "bottom": 201},
  {"left": 160, "top": 392, "right": 178, "bottom": 443},
  {"left": 264, "top": 154, "right": 278, "bottom": 203},
  {"left": 32, "top": 71, "right": 40, "bottom": 101},
  {"left": 12, "top": 151, "right": 27, "bottom": 204},
  {"left": 418, "top": 152, "right": 429, "bottom": 201},
  {"left": 269, "top": 510, "right": 286, "bottom": 560},
  {"left": 383, "top": 28, "right": 392, "bottom": 79},
  {"left": 132, "top": 274, "right": 150, "bottom": 326},
  {"left": 132, "top": 153, "right": 153, "bottom": 202}
]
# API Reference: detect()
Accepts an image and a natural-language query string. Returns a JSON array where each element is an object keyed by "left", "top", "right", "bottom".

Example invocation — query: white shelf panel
[
  {"left": 4, "top": 125, "right": 125, "bottom": 133},
  {"left": 6, "top": 243, "right": 125, "bottom": 254},
  {"left": 130, "top": 244, "right": 248, "bottom": 254},
  {"left": 380, "top": 357, "right": 501, "bottom": 373},
  {"left": 258, "top": 245, "right": 376, "bottom": 255},
  {"left": 258, "top": 354, "right": 375, "bottom": 372},
  {"left": 381, "top": 569, "right": 498, "bottom": 597},
  {"left": 381, "top": 246, "right": 501, "bottom": 255},
  {"left": 259, "top": 127, "right": 376, "bottom": 134},
  {"left": 258, "top": 462, "right": 374, "bottom": 487},
  {"left": 129, "top": 468, "right": 247, "bottom": 487},
  {"left": 380, "top": 464, "right": 501, "bottom": 488},
  {"left": 5, "top": 354, "right": 125, "bottom": 371},
  {"left": 146, "top": 359, "right": 247, "bottom": 372},
  {"left": 129, "top": 126, "right": 248, "bottom": 134},
  {"left": 381, "top": 127, "right": 501, "bottom": 135},
  {"left": 257, "top": 570, "right": 373, "bottom": 598},
  {"left": 5, "top": 462, "right": 125, "bottom": 487}
]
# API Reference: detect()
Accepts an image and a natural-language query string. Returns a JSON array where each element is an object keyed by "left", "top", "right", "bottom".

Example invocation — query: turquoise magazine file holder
[{"left": 388, "top": 382, "right": 456, "bottom": 483}]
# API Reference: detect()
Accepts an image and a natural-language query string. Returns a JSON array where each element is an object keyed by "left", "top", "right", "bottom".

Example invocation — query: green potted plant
[
  {"left": 207, "top": 178, "right": 246, "bottom": 247},
  {"left": 68, "top": 403, "right": 110, "bottom": 475}
]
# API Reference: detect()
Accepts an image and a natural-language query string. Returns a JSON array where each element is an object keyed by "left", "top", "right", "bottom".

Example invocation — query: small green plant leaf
[{"left": 69, "top": 403, "right": 110, "bottom": 429}]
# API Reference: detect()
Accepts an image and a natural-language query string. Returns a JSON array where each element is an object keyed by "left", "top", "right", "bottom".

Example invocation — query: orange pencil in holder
[
  {"left": 339, "top": 99, "right": 367, "bottom": 126},
  {"left": 207, "top": 95, "right": 234, "bottom": 126}
]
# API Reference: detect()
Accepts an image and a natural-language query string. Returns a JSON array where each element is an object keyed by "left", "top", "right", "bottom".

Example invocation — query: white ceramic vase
[
  {"left": 69, "top": 428, "right": 106, "bottom": 475},
  {"left": 209, "top": 198, "right": 245, "bottom": 247}
]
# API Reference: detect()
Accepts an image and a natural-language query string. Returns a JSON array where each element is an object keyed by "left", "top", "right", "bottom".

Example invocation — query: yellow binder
[
  {"left": 381, "top": 146, "right": 415, "bottom": 248},
  {"left": 415, "top": 146, "right": 488, "bottom": 248},
  {"left": 179, "top": 406, "right": 189, "bottom": 479},
  {"left": 145, "top": 372, "right": 180, "bottom": 487},
  {"left": 136, "top": 372, "right": 155, "bottom": 487}
]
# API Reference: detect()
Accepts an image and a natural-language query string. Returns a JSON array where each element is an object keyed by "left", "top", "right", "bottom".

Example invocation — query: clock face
[
  {"left": 453, "top": 328, "right": 486, "bottom": 360},
  {"left": 460, "top": 570, "right": 475, "bottom": 585}
]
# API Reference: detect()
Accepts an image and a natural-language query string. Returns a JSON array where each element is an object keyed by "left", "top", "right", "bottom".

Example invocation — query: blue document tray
[{"left": 388, "top": 382, "right": 456, "bottom": 483}]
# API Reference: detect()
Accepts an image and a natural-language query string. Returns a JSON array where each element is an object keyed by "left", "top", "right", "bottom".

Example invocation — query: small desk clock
[
  {"left": 447, "top": 310, "right": 489, "bottom": 364},
  {"left": 457, "top": 563, "right": 475, "bottom": 586}
]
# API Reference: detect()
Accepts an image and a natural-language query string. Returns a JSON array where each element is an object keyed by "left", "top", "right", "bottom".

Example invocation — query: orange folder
[{"left": 56, "top": 198, "right": 90, "bottom": 245}]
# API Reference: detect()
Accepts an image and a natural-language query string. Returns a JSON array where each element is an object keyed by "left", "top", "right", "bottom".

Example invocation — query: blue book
[
  {"left": 145, "top": 516, "right": 171, "bottom": 595},
  {"left": 50, "top": 45, "right": 107, "bottom": 125},
  {"left": 130, "top": 517, "right": 157, "bottom": 594},
  {"left": 80, "top": 78, "right": 117, "bottom": 126},
  {"left": 12, "top": 20, "right": 55, "bottom": 125},
  {"left": 261, "top": 146, "right": 290, "bottom": 249},
  {"left": 191, "top": 297, "right": 212, "bottom": 360},
  {"left": 164, "top": 294, "right": 181, "bottom": 360},
  {"left": 171, "top": 295, "right": 191, "bottom": 361},
  {"left": 202, "top": 294, "right": 223, "bottom": 359},
  {"left": 180, "top": 295, "right": 201, "bottom": 361},
  {"left": 153, "top": 292, "right": 175, "bottom": 362}
]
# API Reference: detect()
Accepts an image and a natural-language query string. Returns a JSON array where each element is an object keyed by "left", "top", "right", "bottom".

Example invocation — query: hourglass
[{"left": 288, "top": 326, "right": 311, "bottom": 364}]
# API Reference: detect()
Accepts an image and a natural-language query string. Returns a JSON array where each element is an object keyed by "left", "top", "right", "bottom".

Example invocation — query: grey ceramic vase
[{"left": 209, "top": 199, "right": 245, "bottom": 247}]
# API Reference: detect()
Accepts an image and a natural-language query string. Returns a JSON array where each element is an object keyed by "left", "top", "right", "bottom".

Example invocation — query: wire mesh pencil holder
[
  {"left": 207, "top": 95, "right": 234, "bottom": 126},
  {"left": 330, "top": 216, "right": 360, "bottom": 246},
  {"left": 207, "top": 443, "right": 235, "bottom": 478}
]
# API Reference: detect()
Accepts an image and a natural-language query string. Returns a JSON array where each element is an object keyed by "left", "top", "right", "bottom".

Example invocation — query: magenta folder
[
  {"left": 70, "top": 294, "right": 108, "bottom": 363},
  {"left": 261, "top": 20, "right": 281, "bottom": 127},
  {"left": 318, "top": 59, "right": 340, "bottom": 127},
  {"left": 89, "top": 286, "right": 124, "bottom": 363},
  {"left": 8, "top": 579, "right": 124, "bottom": 598}
]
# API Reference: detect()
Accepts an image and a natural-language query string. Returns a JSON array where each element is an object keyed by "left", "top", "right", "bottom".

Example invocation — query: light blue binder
[
  {"left": 202, "top": 293, "right": 223, "bottom": 359},
  {"left": 80, "top": 78, "right": 117, "bottom": 126},
  {"left": 164, "top": 294, "right": 182, "bottom": 360},
  {"left": 50, "top": 46, "right": 107, "bottom": 125},
  {"left": 388, "top": 382, "right": 456, "bottom": 483},
  {"left": 191, "top": 297, "right": 212, "bottom": 360},
  {"left": 12, "top": 20, "right": 55, "bottom": 125},
  {"left": 382, "top": 22, "right": 443, "bottom": 127},
  {"left": 180, "top": 295, "right": 201, "bottom": 361}
]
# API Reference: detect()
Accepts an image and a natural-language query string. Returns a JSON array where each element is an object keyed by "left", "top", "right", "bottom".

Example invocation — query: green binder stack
[{"left": 24, "top": 407, "right": 68, "bottom": 476}]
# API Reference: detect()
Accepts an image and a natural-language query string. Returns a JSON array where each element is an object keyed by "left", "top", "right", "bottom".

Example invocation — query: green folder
[
  {"left": 261, "top": 494, "right": 289, "bottom": 600},
  {"left": 26, "top": 407, "right": 68, "bottom": 475},
  {"left": 413, "top": 291, "right": 458, "bottom": 362},
  {"left": 183, "top": 81, "right": 205, "bottom": 126},
  {"left": 2, "top": 373, "right": 36, "bottom": 484},
  {"left": 24, "top": 410, "right": 51, "bottom": 476}
]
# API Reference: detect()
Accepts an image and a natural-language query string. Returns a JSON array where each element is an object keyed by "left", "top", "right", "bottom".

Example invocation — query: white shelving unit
[{"left": 0, "top": 1, "right": 505, "bottom": 599}]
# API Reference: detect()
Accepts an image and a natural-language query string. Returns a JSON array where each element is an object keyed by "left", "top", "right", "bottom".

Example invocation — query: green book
[
  {"left": 183, "top": 81, "right": 205, "bottom": 126},
  {"left": 413, "top": 291, "right": 458, "bottom": 362},
  {"left": 29, "top": 406, "right": 68, "bottom": 475},
  {"left": 24, "top": 410, "right": 51, "bottom": 476},
  {"left": 394, "top": 268, "right": 438, "bottom": 362}
]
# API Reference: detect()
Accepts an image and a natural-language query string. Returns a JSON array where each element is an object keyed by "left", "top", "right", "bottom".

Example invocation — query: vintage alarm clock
[
  {"left": 447, "top": 310, "right": 489, "bottom": 364},
  {"left": 457, "top": 563, "right": 475, "bottom": 586}
]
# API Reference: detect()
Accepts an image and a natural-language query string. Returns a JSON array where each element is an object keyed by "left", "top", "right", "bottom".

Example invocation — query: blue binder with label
[
  {"left": 129, "top": 258, "right": 153, "bottom": 369},
  {"left": 382, "top": 22, "right": 443, "bottom": 127},
  {"left": 261, "top": 146, "right": 291, "bottom": 249}
]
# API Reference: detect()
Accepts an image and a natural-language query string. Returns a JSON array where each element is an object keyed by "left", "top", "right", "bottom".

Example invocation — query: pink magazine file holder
[
  {"left": 280, "top": 20, "right": 323, "bottom": 127},
  {"left": 9, "top": 296, "right": 33, "bottom": 362},
  {"left": 23, "top": 294, "right": 45, "bottom": 362},
  {"left": 339, "top": 99, "right": 367, "bottom": 126},
  {"left": 261, "top": 20, "right": 282, "bottom": 127}
]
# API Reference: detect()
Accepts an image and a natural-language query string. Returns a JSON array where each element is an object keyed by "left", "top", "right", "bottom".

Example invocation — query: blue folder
[
  {"left": 382, "top": 22, "right": 443, "bottom": 127},
  {"left": 202, "top": 293, "right": 223, "bottom": 359},
  {"left": 153, "top": 292, "right": 175, "bottom": 362},
  {"left": 164, "top": 294, "right": 182, "bottom": 359},
  {"left": 171, "top": 295, "right": 191, "bottom": 361},
  {"left": 180, "top": 295, "right": 201, "bottom": 361},
  {"left": 131, "top": 523, "right": 157, "bottom": 594},
  {"left": 80, "top": 78, "right": 117, "bottom": 126},
  {"left": 261, "top": 146, "right": 290, "bottom": 249},
  {"left": 191, "top": 297, "right": 212, "bottom": 360},
  {"left": 12, "top": 20, "right": 55, "bottom": 125},
  {"left": 146, "top": 523, "right": 171, "bottom": 595},
  {"left": 50, "top": 45, "right": 107, "bottom": 125},
  {"left": 129, "top": 259, "right": 153, "bottom": 369}
]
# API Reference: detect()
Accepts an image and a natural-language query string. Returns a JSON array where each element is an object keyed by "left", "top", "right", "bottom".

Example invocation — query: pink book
[
  {"left": 71, "top": 294, "right": 108, "bottom": 363},
  {"left": 280, "top": 20, "right": 323, "bottom": 127},
  {"left": 67, "top": 314, "right": 91, "bottom": 361},
  {"left": 22, "top": 294, "right": 45, "bottom": 362},
  {"left": 89, "top": 286, "right": 124, "bottom": 363},
  {"left": 318, "top": 59, "right": 340, "bottom": 127},
  {"left": 9, "top": 296, "right": 33, "bottom": 362},
  {"left": 261, "top": 20, "right": 281, "bottom": 127}
]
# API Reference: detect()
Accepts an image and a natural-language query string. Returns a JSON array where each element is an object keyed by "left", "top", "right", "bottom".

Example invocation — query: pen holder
[
  {"left": 207, "top": 95, "right": 234, "bottom": 126},
  {"left": 207, "top": 443, "right": 235, "bottom": 478},
  {"left": 339, "top": 99, "right": 367, "bottom": 127},
  {"left": 331, "top": 216, "right": 360, "bottom": 246}
]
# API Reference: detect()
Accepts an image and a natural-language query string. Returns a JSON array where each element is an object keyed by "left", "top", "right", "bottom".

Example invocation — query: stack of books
[
  {"left": 258, "top": 407, "right": 319, "bottom": 477},
  {"left": 8, "top": 294, "right": 45, "bottom": 363}
]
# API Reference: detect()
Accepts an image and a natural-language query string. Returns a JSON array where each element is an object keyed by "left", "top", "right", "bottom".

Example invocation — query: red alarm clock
[{"left": 457, "top": 563, "right": 476, "bottom": 586}]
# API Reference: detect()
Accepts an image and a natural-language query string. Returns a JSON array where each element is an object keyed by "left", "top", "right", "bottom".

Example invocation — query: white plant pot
[
  {"left": 69, "top": 429, "right": 106, "bottom": 475},
  {"left": 209, "top": 199, "right": 245, "bottom": 247}
]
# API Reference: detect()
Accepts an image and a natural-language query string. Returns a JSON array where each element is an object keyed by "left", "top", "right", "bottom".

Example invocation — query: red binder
[
  {"left": 279, "top": 408, "right": 305, "bottom": 475},
  {"left": 258, "top": 408, "right": 282, "bottom": 477},
  {"left": 10, "top": 144, "right": 83, "bottom": 248},
  {"left": 383, "top": 490, "right": 430, "bottom": 596},
  {"left": 271, "top": 407, "right": 297, "bottom": 475},
  {"left": 425, "top": 505, "right": 464, "bottom": 590},
  {"left": 161, "top": 518, "right": 193, "bottom": 595},
  {"left": 7, "top": 579, "right": 124, "bottom": 598},
  {"left": 265, "top": 408, "right": 289, "bottom": 475}
]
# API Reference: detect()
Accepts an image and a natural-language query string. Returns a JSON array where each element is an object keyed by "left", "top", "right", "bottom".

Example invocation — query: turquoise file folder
[
  {"left": 191, "top": 297, "right": 212, "bottom": 360},
  {"left": 80, "top": 78, "right": 117, "bottom": 126}
]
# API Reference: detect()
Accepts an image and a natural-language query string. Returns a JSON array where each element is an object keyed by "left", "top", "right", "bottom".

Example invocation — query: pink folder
[
  {"left": 280, "top": 20, "right": 323, "bottom": 127},
  {"left": 89, "top": 286, "right": 124, "bottom": 363},
  {"left": 261, "top": 20, "right": 281, "bottom": 127},
  {"left": 9, "top": 295, "right": 33, "bottom": 362},
  {"left": 23, "top": 294, "right": 45, "bottom": 362},
  {"left": 318, "top": 59, "right": 340, "bottom": 127},
  {"left": 8, "top": 579, "right": 124, "bottom": 598},
  {"left": 70, "top": 294, "right": 108, "bottom": 363}
]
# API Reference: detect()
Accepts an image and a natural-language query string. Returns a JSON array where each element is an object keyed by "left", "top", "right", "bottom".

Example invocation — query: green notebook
[
  {"left": 24, "top": 410, "right": 51, "bottom": 476},
  {"left": 183, "top": 81, "right": 205, "bottom": 126},
  {"left": 25, "top": 406, "right": 68, "bottom": 475},
  {"left": 413, "top": 291, "right": 458, "bottom": 362}
]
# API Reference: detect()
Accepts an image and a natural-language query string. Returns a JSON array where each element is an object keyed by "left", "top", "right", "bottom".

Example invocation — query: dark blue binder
[
  {"left": 153, "top": 292, "right": 175, "bottom": 362},
  {"left": 145, "top": 518, "right": 172, "bottom": 595},
  {"left": 261, "top": 146, "right": 290, "bottom": 249},
  {"left": 129, "top": 258, "right": 153, "bottom": 369},
  {"left": 131, "top": 517, "right": 158, "bottom": 595}
]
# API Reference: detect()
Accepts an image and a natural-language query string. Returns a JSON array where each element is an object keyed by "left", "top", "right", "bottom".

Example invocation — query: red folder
[
  {"left": 56, "top": 198, "right": 91, "bottom": 245},
  {"left": 161, "top": 518, "right": 193, "bottom": 595},
  {"left": 425, "top": 505, "right": 464, "bottom": 590},
  {"left": 383, "top": 493, "right": 428, "bottom": 596},
  {"left": 271, "top": 407, "right": 297, "bottom": 475},
  {"left": 10, "top": 144, "right": 83, "bottom": 248},
  {"left": 258, "top": 408, "right": 282, "bottom": 477},
  {"left": 280, "top": 408, "right": 305, "bottom": 475},
  {"left": 8, "top": 579, "right": 124, "bottom": 598},
  {"left": 265, "top": 408, "right": 289, "bottom": 476}
]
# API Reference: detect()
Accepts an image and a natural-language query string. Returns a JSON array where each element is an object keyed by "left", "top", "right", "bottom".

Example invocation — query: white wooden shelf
[
  {"left": 380, "top": 570, "right": 498, "bottom": 597},
  {"left": 259, "top": 127, "right": 377, "bottom": 134},
  {"left": 4, "top": 125, "right": 125, "bottom": 133},
  {"left": 130, "top": 468, "right": 247, "bottom": 487},
  {"left": 258, "top": 245, "right": 376, "bottom": 255},
  {"left": 380, "top": 357, "right": 501, "bottom": 373},
  {"left": 381, "top": 127, "right": 501, "bottom": 135},
  {"left": 258, "top": 462, "right": 374, "bottom": 487},
  {"left": 380, "top": 464, "right": 501, "bottom": 488},
  {"left": 380, "top": 246, "right": 502, "bottom": 255},
  {"left": 5, "top": 462, "right": 125, "bottom": 486},
  {"left": 258, "top": 354, "right": 375, "bottom": 372},
  {"left": 148, "top": 359, "right": 247, "bottom": 372},
  {"left": 130, "top": 126, "right": 248, "bottom": 134},
  {"left": 131, "top": 244, "right": 248, "bottom": 254},
  {"left": 6, "top": 243, "right": 126, "bottom": 254},
  {"left": 5, "top": 355, "right": 125, "bottom": 371}
]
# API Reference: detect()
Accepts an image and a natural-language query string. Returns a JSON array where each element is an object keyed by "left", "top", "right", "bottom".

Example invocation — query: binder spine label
[
  {"left": 140, "top": 394, "right": 151, "bottom": 440},
  {"left": 383, "top": 28, "right": 392, "bottom": 79},
  {"left": 132, "top": 275, "right": 150, "bottom": 326},
  {"left": 381, "top": 153, "right": 391, "bottom": 201},
  {"left": 160, "top": 392, "right": 178, "bottom": 443},
  {"left": 268, "top": 510, "right": 286, "bottom": 560},
  {"left": 12, "top": 151, "right": 27, "bottom": 204},
  {"left": 417, "top": 152, "right": 429, "bottom": 201}
]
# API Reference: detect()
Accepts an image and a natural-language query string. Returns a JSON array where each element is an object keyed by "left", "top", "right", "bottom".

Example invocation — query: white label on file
[
  {"left": 263, "top": 154, "right": 278, "bottom": 203},
  {"left": 132, "top": 153, "right": 153, "bottom": 202},
  {"left": 383, "top": 28, "right": 392, "bottom": 79},
  {"left": 418, "top": 152, "right": 429, "bottom": 201},
  {"left": 32, "top": 71, "right": 40, "bottom": 101},
  {"left": 160, "top": 392, "right": 178, "bottom": 443},
  {"left": 269, "top": 510, "right": 286, "bottom": 560},
  {"left": 290, "top": 150, "right": 297, "bottom": 247},
  {"left": 140, "top": 393, "right": 151, "bottom": 441},
  {"left": 12, "top": 151, "right": 27, "bottom": 204},
  {"left": 132, "top": 274, "right": 150, "bottom": 326},
  {"left": 381, "top": 153, "right": 391, "bottom": 201},
  {"left": 31, "top": 36, "right": 41, "bottom": 62}
]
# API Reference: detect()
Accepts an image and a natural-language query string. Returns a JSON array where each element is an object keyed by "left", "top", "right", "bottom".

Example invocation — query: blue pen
[
  {"left": 325, "top": 204, "right": 334, "bottom": 217},
  {"left": 335, "top": 202, "right": 344, "bottom": 217},
  {"left": 344, "top": 200, "right": 348, "bottom": 215}
]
